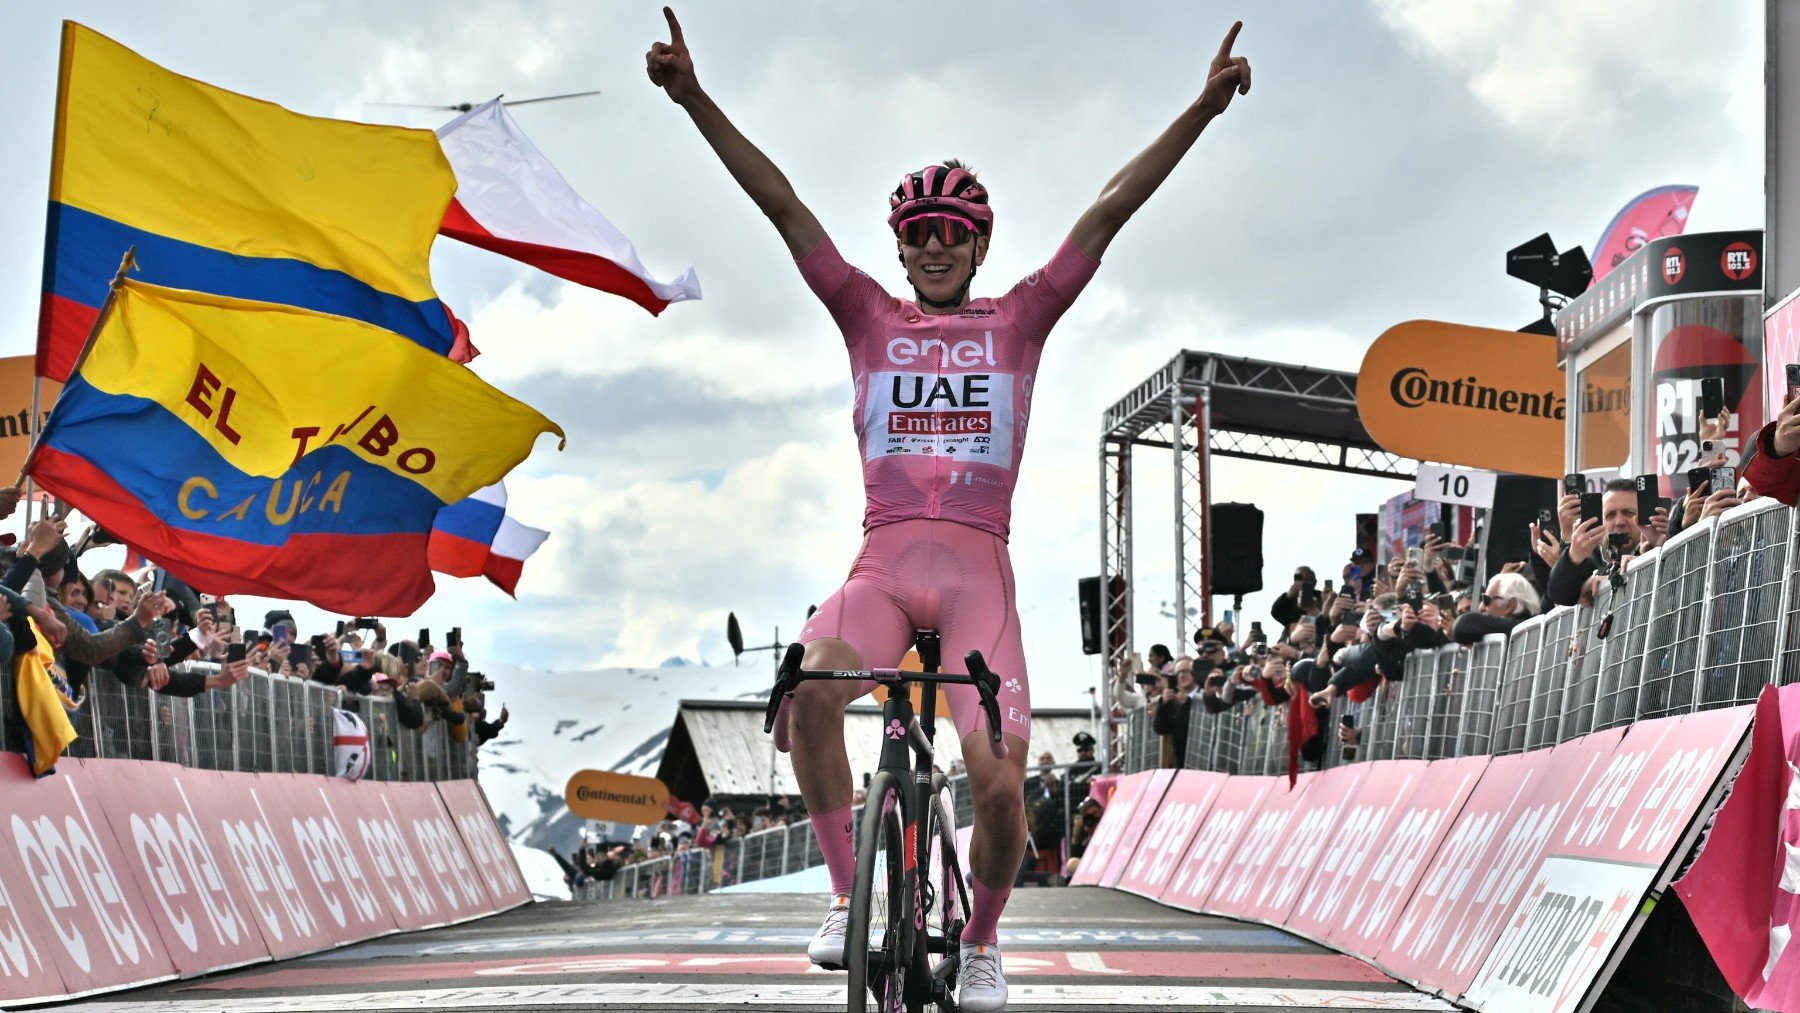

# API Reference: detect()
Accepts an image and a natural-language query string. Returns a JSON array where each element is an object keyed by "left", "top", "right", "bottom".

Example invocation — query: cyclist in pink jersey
[{"left": 650, "top": 10, "right": 1250, "bottom": 1008}]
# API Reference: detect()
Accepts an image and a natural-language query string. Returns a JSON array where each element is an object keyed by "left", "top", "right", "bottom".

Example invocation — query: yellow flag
[{"left": 17, "top": 618, "right": 77, "bottom": 777}]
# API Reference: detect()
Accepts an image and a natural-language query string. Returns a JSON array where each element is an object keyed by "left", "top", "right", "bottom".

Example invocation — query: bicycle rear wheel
[{"left": 845, "top": 770, "right": 910, "bottom": 1012}]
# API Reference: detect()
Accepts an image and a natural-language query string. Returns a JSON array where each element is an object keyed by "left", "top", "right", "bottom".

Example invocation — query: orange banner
[
  {"left": 1357, "top": 321, "right": 1565, "bottom": 478},
  {"left": 564, "top": 770, "right": 670, "bottom": 825},
  {"left": 0, "top": 356, "right": 59, "bottom": 483}
]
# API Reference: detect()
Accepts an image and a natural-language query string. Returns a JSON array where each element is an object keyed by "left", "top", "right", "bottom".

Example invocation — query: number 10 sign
[{"left": 1413, "top": 464, "right": 1497, "bottom": 509}]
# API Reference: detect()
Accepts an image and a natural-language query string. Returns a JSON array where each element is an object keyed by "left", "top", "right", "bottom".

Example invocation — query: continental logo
[
  {"left": 1389, "top": 367, "right": 1567, "bottom": 420},
  {"left": 574, "top": 787, "right": 656, "bottom": 806}
]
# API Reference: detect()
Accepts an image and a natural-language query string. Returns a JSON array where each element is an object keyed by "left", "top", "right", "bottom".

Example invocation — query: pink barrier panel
[
  {"left": 0, "top": 755, "right": 526, "bottom": 1006},
  {"left": 1068, "top": 769, "right": 1170, "bottom": 887},
  {"left": 1288, "top": 762, "right": 1425, "bottom": 942},
  {"left": 1381, "top": 732, "right": 1621, "bottom": 998},
  {"left": 1156, "top": 774, "right": 1275, "bottom": 912},
  {"left": 1205, "top": 772, "right": 1326, "bottom": 920},
  {"left": 1094, "top": 768, "right": 1178, "bottom": 889},
  {"left": 82, "top": 760, "right": 273, "bottom": 976},
  {"left": 437, "top": 779, "right": 533, "bottom": 910},
  {"left": 262, "top": 775, "right": 404, "bottom": 945},
  {"left": 326, "top": 779, "right": 465, "bottom": 931},
  {"left": 1463, "top": 708, "right": 1750, "bottom": 1013},
  {"left": 1318, "top": 756, "right": 1489, "bottom": 958},
  {"left": 1113, "top": 770, "right": 1228, "bottom": 900},
  {"left": 1224, "top": 765, "right": 1395, "bottom": 927},
  {"left": 0, "top": 755, "right": 177, "bottom": 1001}
]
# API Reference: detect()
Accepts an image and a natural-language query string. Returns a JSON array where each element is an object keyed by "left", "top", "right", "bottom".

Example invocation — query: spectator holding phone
[
  {"left": 1546, "top": 479, "right": 1643, "bottom": 608},
  {"left": 1153, "top": 659, "right": 1197, "bottom": 767},
  {"left": 1453, "top": 572, "right": 1540, "bottom": 644},
  {"left": 1270, "top": 567, "right": 1321, "bottom": 627}
]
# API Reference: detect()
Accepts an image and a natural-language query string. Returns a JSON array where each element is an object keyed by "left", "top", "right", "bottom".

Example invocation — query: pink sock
[
  {"left": 964, "top": 876, "right": 1012, "bottom": 945},
  {"left": 811, "top": 805, "right": 857, "bottom": 897}
]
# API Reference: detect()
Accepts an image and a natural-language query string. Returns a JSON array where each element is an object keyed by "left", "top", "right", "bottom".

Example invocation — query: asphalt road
[{"left": 49, "top": 888, "right": 1458, "bottom": 1012}]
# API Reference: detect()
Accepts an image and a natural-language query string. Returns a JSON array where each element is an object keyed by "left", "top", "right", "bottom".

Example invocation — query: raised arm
[
  {"left": 648, "top": 7, "right": 826, "bottom": 259},
  {"left": 1070, "top": 22, "right": 1252, "bottom": 261}
]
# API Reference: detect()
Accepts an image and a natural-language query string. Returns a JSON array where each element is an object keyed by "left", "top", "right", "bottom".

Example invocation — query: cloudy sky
[{"left": 0, "top": 2, "right": 1763, "bottom": 708}]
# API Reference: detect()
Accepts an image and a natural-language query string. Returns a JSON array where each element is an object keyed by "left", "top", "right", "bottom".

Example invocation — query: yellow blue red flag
[
  {"left": 29, "top": 280, "right": 564, "bottom": 616},
  {"left": 38, "top": 22, "right": 460, "bottom": 380}
]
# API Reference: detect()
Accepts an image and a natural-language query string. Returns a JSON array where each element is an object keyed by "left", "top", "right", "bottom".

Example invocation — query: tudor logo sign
[{"left": 1357, "top": 320, "right": 1567, "bottom": 479}]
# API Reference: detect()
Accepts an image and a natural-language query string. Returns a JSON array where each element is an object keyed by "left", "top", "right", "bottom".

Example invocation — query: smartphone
[
  {"left": 272, "top": 624, "right": 291, "bottom": 645},
  {"left": 51, "top": 498, "right": 73, "bottom": 520},
  {"left": 1700, "top": 375, "right": 1726, "bottom": 422},
  {"left": 1635, "top": 475, "right": 1658, "bottom": 522},
  {"left": 1580, "top": 492, "right": 1604, "bottom": 524},
  {"left": 1406, "top": 546, "right": 1424, "bottom": 566},
  {"left": 1537, "top": 507, "right": 1556, "bottom": 532},
  {"left": 1340, "top": 715, "right": 1355, "bottom": 729},
  {"left": 1787, "top": 363, "right": 1800, "bottom": 406},
  {"left": 1432, "top": 517, "right": 1451, "bottom": 542},
  {"left": 418, "top": 628, "right": 431, "bottom": 649},
  {"left": 289, "top": 643, "right": 313, "bottom": 669},
  {"left": 1686, "top": 466, "right": 1712, "bottom": 496},
  {"left": 356, "top": 617, "right": 380, "bottom": 630},
  {"left": 1403, "top": 585, "right": 1425, "bottom": 610},
  {"left": 1711, "top": 465, "right": 1738, "bottom": 492},
  {"left": 1322, "top": 579, "right": 1334, "bottom": 596},
  {"left": 1134, "top": 673, "right": 1159, "bottom": 687},
  {"left": 151, "top": 568, "right": 167, "bottom": 595},
  {"left": 1563, "top": 473, "right": 1585, "bottom": 496},
  {"left": 226, "top": 643, "right": 247, "bottom": 663},
  {"left": 449, "top": 627, "right": 463, "bottom": 649},
  {"left": 336, "top": 619, "right": 348, "bottom": 637}
]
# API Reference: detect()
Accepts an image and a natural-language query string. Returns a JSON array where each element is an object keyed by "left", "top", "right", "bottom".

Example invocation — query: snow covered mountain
[{"left": 474, "top": 658, "right": 780, "bottom": 856}]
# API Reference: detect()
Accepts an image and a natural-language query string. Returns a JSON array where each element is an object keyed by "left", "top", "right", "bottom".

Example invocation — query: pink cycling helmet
[{"left": 887, "top": 165, "right": 993, "bottom": 240}]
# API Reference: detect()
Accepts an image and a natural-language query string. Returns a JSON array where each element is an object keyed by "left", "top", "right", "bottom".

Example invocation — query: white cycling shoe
[
  {"left": 807, "top": 894, "right": 850, "bottom": 968},
  {"left": 958, "top": 941, "right": 1008, "bottom": 1011}
]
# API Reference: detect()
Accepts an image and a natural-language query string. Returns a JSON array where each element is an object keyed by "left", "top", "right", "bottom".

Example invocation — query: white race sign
[{"left": 1413, "top": 464, "right": 1497, "bottom": 509}]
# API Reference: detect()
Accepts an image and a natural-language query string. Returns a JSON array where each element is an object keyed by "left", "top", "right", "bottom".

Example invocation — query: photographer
[
  {"left": 1152, "top": 658, "right": 1197, "bottom": 767},
  {"left": 1270, "top": 567, "right": 1322, "bottom": 627},
  {"left": 1063, "top": 796, "right": 1106, "bottom": 881},
  {"left": 1547, "top": 479, "right": 1656, "bottom": 608}
]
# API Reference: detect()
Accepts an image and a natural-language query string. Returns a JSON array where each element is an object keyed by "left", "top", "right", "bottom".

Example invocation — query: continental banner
[
  {"left": 565, "top": 769, "right": 671, "bottom": 824},
  {"left": 1357, "top": 321, "right": 1566, "bottom": 479}
]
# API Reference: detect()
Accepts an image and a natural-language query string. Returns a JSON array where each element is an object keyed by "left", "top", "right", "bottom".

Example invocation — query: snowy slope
[{"left": 475, "top": 658, "right": 779, "bottom": 856}]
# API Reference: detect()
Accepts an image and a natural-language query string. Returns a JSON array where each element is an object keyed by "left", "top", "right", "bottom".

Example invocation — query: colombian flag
[
  {"left": 37, "top": 23, "right": 461, "bottom": 381},
  {"left": 29, "top": 281, "right": 564, "bottom": 616}
]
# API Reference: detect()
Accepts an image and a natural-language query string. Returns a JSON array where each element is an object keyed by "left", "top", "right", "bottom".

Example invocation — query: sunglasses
[
  {"left": 1481, "top": 593, "right": 1510, "bottom": 605},
  {"left": 898, "top": 213, "right": 978, "bottom": 248}
]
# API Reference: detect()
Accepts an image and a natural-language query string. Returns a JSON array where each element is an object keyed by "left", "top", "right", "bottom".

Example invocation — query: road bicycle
[{"left": 765, "top": 632, "right": 1009, "bottom": 1012}]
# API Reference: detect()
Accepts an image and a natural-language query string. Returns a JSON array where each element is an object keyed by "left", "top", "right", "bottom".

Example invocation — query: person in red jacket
[{"left": 1747, "top": 395, "right": 1800, "bottom": 505}]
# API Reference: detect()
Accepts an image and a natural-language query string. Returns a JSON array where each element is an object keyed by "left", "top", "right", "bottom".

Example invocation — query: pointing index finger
[
  {"left": 664, "top": 6, "right": 685, "bottom": 45},
  {"left": 1217, "top": 21, "right": 1243, "bottom": 60}
]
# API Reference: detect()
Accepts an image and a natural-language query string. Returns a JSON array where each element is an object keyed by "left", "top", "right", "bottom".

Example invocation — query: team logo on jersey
[
  {"left": 865, "top": 369, "right": 1015, "bottom": 469},
  {"left": 886, "top": 332, "right": 998, "bottom": 368}
]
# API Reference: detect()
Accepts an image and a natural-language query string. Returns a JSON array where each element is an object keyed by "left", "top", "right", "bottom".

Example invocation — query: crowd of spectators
[
  {"left": 0, "top": 505, "right": 508, "bottom": 772},
  {"left": 1103, "top": 403, "right": 1800, "bottom": 770}
]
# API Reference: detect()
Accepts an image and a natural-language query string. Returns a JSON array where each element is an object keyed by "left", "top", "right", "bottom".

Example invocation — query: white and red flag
[{"left": 436, "top": 98, "right": 701, "bottom": 315}]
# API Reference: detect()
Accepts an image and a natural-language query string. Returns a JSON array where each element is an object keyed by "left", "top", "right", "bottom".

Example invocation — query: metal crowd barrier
[
  {"left": 2, "top": 661, "right": 480, "bottom": 782},
  {"left": 587, "top": 501, "right": 1800, "bottom": 903}
]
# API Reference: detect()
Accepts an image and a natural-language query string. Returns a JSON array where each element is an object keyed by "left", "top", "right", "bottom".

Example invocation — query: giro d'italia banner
[
  {"left": 1357, "top": 321, "right": 1566, "bottom": 479},
  {"left": 1678, "top": 684, "right": 1800, "bottom": 1012},
  {"left": 1077, "top": 708, "right": 1750, "bottom": 1012}
]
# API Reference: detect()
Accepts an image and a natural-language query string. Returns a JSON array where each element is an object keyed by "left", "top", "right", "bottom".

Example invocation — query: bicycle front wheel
[
  {"left": 845, "top": 770, "right": 910, "bottom": 1013},
  {"left": 917, "top": 773, "right": 968, "bottom": 996}
]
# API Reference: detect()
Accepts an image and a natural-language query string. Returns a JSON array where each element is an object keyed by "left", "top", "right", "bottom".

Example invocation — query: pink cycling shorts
[{"left": 798, "top": 517, "right": 1031, "bottom": 746}]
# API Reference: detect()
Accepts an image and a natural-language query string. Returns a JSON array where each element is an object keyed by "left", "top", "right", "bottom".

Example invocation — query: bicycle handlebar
[{"left": 761, "top": 644, "right": 1010, "bottom": 760}]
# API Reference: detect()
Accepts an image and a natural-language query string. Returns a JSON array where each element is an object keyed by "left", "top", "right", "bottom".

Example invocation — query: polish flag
[{"left": 436, "top": 98, "right": 701, "bottom": 315}]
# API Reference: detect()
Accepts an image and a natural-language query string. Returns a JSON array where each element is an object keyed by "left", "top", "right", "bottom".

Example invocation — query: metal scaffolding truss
[{"left": 1098, "top": 351, "right": 1419, "bottom": 723}]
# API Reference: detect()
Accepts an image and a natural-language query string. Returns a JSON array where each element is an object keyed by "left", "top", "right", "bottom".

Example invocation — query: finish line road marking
[
  {"left": 65, "top": 983, "right": 1459, "bottom": 1011},
  {"left": 191, "top": 949, "right": 1389, "bottom": 989}
]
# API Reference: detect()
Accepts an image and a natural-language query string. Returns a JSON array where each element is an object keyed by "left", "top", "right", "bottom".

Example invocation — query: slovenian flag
[
  {"left": 428, "top": 483, "right": 550, "bottom": 597},
  {"left": 435, "top": 99, "right": 701, "bottom": 316}
]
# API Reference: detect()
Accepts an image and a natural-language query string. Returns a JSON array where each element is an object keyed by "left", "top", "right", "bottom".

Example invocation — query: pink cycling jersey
[{"left": 796, "top": 236, "right": 1100, "bottom": 540}]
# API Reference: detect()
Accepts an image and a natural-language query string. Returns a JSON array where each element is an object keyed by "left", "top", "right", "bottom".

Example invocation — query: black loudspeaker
[
  {"left": 1479, "top": 475, "right": 1558, "bottom": 584},
  {"left": 1077, "top": 577, "right": 1103, "bottom": 655},
  {"left": 1209, "top": 502, "right": 1265, "bottom": 597}
]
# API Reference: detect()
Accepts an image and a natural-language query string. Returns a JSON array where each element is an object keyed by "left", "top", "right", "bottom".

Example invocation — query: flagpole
[{"left": 17, "top": 246, "right": 136, "bottom": 489}]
